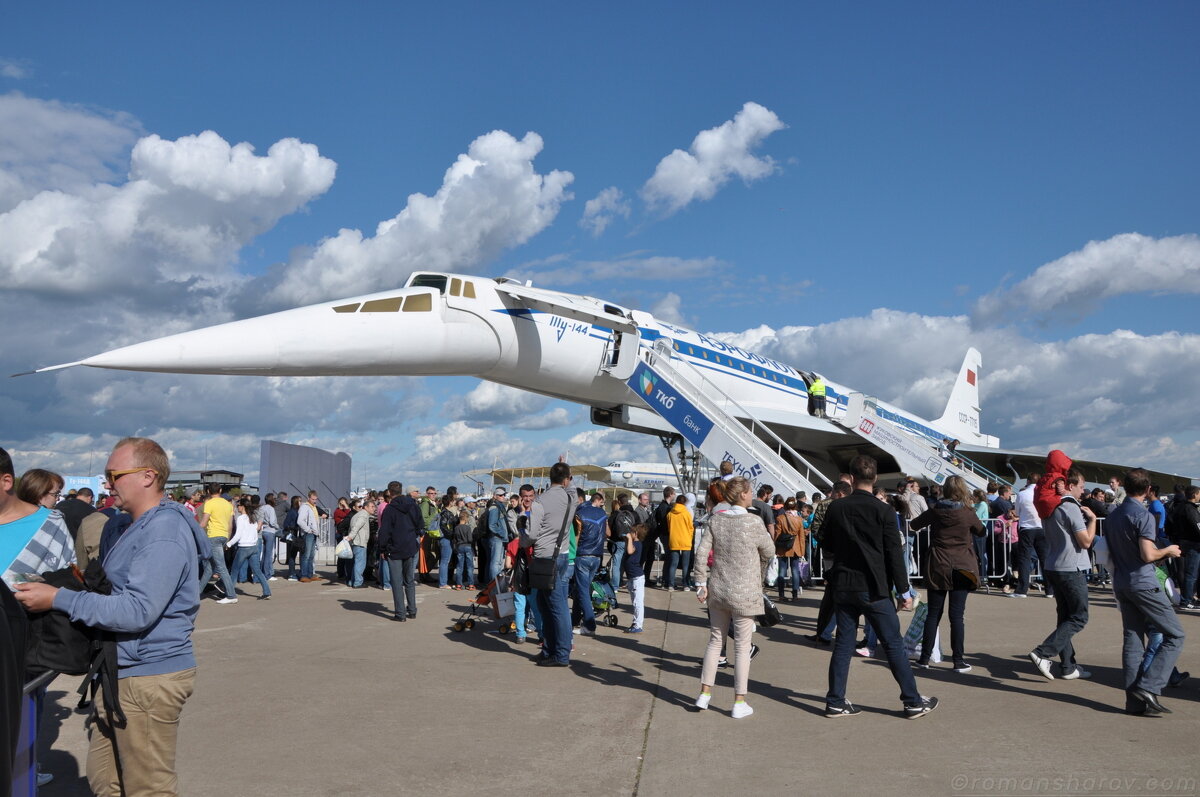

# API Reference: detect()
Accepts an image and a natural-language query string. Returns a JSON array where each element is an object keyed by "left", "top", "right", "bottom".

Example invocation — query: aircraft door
[{"left": 602, "top": 329, "right": 641, "bottom": 380}]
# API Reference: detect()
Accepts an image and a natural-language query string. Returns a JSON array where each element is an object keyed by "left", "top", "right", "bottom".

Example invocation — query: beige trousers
[
  {"left": 87, "top": 667, "right": 196, "bottom": 797},
  {"left": 700, "top": 605, "right": 756, "bottom": 695}
]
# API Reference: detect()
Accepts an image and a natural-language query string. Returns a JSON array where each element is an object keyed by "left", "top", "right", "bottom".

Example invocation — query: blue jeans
[
  {"left": 300, "top": 532, "right": 317, "bottom": 580},
  {"left": 535, "top": 553, "right": 572, "bottom": 663},
  {"left": 487, "top": 535, "right": 506, "bottom": 584},
  {"left": 234, "top": 542, "right": 255, "bottom": 582},
  {"left": 1016, "top": 528, "right": 1048, "bottom": 595},
  {"left": 608, "top": 546, "right": 624, "bottom": 591},
  {"left": 1033, "top": 570, "right": 1089, "bottom": 675},
  {"left": 571, "top": 555, "right": 602, "bottom": 631},
  {"left": 387, "top": 557, "right": 417, "bottom": 617},
  {"left": 664, "top": 549, "right": 692, "bottom": 589},
  {"left": 231, "top": 546, "right": 271, "bottom": 597},
  {"left": 350, "top": 545, "right": 366, "bottom": 587},
  {"left": 827, "top": 590, "right": 921, "bottom": 708},
  {"left": 378, "top": 554, "right": 391, "bottom": 588},
  {"left": 1180, "top": 540, "right": 1200, "bottom": 605},
  {"left": 261, "top": 531, "right": 276, "bottom": 579},
  {"left": 776, "top": 556, "right": 802, "bottom": 597},
  {"left": 199, "top": 537, "right": 236, "bottom": 598},
  {"left": 515, "top": 590, "right": 543, "bottom": 639},
  {"left": 456, "top": 544, "right": 475, "bottom": 587},
  {"left": 438, "top": 536, "right": 453, "bottom": 587}
]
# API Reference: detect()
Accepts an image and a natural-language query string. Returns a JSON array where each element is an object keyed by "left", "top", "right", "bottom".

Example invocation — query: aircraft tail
[{"left": 933, "top": 348, "right": 985, "bottom": 443}]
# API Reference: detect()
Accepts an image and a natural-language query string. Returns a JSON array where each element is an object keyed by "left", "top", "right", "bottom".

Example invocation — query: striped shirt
[{"left": 1, "top": 506, "right": 77, "bottom": 588}]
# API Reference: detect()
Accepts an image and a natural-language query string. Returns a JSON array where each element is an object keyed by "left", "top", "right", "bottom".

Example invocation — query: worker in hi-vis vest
[{"left": 808, "top": 376, "right": 827, "bottom": 419}]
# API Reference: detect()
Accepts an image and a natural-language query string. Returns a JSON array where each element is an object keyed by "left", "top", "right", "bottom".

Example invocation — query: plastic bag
[{"left": 334, "top": 538, "right": 353, "bottom": 560}]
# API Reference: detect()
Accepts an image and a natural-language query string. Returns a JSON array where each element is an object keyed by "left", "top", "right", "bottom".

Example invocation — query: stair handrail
[{"left": 645, "top": 344, "right": 833, "bottom": 490}]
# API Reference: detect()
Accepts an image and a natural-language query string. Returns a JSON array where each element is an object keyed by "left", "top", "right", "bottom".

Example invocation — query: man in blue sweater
[{"left": 15, "top": 437, "right": 207, "bottom": 797}]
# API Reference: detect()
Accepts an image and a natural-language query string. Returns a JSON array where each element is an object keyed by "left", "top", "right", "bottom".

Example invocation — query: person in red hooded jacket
[{"left": 1034, "top": 450, "right": 1073, "bottom": 520}]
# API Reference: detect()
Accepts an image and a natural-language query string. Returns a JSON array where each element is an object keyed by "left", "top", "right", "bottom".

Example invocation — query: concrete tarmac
[{"left": 34, "top": 570, "right": 1200, "bottom": 797}]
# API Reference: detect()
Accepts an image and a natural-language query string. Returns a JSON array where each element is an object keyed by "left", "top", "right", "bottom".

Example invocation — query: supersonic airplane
[{"left": 30, "top": 271, "right": 1189, "bottom": 486}]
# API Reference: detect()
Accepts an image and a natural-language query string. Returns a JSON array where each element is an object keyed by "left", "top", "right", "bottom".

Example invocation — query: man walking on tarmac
[{"left": 821, "top": 455, "right": 938, "bottom": 719}]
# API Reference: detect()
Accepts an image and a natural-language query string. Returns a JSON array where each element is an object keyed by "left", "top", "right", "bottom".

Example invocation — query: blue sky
[{"left": 2, "top": 2, "right": 1198, "bottom": 488}]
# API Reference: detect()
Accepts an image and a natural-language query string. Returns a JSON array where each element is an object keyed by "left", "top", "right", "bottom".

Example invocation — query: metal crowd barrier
[{"left": 14, "top": 669, "right": 55, "bottom": 797}]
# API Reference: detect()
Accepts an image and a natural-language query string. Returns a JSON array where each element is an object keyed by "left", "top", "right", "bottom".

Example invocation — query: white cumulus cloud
[
  {"left": 0, "top": 92, "right": 141, "bottom": 212},
  {"left": 266, "top": 130, "right": 573, "bottom": 305},
  {"left": 579, "top": 186, "right": 631, "bottom": 236},
  {"left": 0, "top": 122, "right": 336, "bottom": 300},
  {"left": 973, "top": 232, "right": 1200, "bottom": 326},
  {"left": 641, "top": 102, "right": 785, "bottom": 215}
]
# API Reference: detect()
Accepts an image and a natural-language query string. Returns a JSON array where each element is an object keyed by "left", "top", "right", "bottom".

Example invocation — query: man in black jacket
[
  {"left": 378, "top": 480, "right": 424, "bottom": 621},
  {"left": 55, "top": 486, "right": 97, "bottom": 537},
  {"left": 644, "top": 487, "right": 676, "bottom": 585},
  {"left": 1171, "top": 486, "right": 1200, "bottom": 609},
  {"left": 822, "top": 455, "right": 938, "bottom": 720}
]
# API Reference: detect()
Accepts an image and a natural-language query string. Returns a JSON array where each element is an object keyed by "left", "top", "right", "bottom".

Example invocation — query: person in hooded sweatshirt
[
  {"left": 909, "top": 475, "right": 986, "bottom": 673},
  {"left": 14, "top": 437, "right": 208, "bottom": 797}
]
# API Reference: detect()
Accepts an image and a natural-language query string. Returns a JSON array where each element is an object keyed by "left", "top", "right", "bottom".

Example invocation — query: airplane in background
[{"left": 28, "top": 271, "right": 1192, "bottom": 493}]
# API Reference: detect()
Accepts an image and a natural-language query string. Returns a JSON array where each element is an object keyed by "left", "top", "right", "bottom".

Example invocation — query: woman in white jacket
[{"left": 693, "top": 477, "right": 774, "bottom": 719}]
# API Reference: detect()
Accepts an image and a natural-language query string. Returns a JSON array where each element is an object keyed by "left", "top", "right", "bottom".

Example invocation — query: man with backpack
[
  {"left": 572, "top": 492, "right": 608, "bottom": 635},
  {"left": 609, "top": 494, "right": 638, "bottom": 592},
  {"left": 14, "top": 437, "right": 207, "bottom": 797}
]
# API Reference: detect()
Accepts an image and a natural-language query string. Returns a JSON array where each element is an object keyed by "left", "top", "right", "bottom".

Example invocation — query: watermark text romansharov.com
[{"left": 950, "top": 774, "right": 1198, "bottom": 796}]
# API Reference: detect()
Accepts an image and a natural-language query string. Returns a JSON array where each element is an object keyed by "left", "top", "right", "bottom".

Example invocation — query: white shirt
[
  {"left": 1017, "top": 484, "right": 1042, "bottom": 530},
  {"left": 229, "top": 513, "right": 260, "bottom": 548}
]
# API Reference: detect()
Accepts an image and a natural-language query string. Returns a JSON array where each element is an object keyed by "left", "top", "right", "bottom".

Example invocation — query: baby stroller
[
  {"left": 592, "top": 566, "right": 620, "bottom": 628},
  {"left": 452, "top": 570, "right": 517, "bottom": 633}
]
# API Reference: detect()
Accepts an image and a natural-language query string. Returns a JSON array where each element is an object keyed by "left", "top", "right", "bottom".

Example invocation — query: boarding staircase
[
  {"left": 626, "top": 340, "right": 832, "bottom": 497},
  {"left": 834, "top": 392, "right": 1011, "bottom": 492}
]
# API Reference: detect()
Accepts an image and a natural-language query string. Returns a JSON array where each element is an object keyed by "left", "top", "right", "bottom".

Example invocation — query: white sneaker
[
  {"left": 268, "top": 577, "right": 278, "bottom": 581},
  {"left": 216, "top": 597, "right": 239, "bottom": 605},
  {"left": 1029, "top": 651, "right": 1054, "bottom": 680},
  {"left": 1061, "top": 667, "right": 1091, "bottom": 680},
  {"left": 731, "top": 702, "right": 754, "bottom": 719},
  {"left": 695, "top": 693, "right": 711, "bottom": 710}
]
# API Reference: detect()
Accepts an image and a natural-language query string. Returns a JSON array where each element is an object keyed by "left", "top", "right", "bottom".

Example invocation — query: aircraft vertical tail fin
[{"left": 934, "top": 348, "right": 985, "bottom": 443}]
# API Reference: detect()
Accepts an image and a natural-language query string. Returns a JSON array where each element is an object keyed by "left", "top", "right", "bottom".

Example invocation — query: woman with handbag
[
  {"left": 693, "top": 477, "right": 775, "bottom": 719},
  {"left": 909, "top": 475, "right": 985, "bottom": 673},
  {"left": 773, "top": 498, "right": 808, "bottom": 602}
]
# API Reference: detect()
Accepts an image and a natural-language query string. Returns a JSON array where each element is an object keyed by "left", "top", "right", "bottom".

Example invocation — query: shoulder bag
[{"left": 527, "top": 499, "right": 572, "bottom": 592}]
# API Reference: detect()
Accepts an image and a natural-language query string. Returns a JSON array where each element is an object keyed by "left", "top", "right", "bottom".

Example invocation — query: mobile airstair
[
  {"left": 626, "top": 340, "right": 832, "bottom": 497},
  {"left": 835, "top": 392, "right": 1010, "bottom": 491}
]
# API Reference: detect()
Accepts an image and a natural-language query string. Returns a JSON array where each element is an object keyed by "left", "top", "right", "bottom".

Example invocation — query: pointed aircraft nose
[{"left": 48, "top": 289, "right": 502, "bottom": 377}]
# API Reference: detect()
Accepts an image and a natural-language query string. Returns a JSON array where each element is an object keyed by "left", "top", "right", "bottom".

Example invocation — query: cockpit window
[
  {"left": 333, "top": 303, "right": 360, "bottom": 313},
  {"left": 402, "top": 293, "right": 432, "bottom": 312},
  {"left": 360, "top": 297, "right": 403, "bottom": 313},
  {"left": 407, "top": 273, "right": 448, "bottom": 293}
]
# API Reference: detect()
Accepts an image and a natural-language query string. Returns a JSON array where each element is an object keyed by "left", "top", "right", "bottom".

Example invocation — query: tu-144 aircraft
[{"left": 28, "top": 271, "right": 1192, "bottom": 492}]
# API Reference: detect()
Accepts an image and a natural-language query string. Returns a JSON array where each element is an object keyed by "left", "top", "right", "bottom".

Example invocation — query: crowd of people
[{"left": 1, "top": 438, "right": 1196, "bottom": 795}]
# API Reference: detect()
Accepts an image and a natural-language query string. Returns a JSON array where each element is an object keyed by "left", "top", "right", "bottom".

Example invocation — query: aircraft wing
[
  {"left": 956, "top": 444, "right": 1195, "bottom": 488},
  {"left": 494, "top": 283, "right": 638, "bottom": 333}
]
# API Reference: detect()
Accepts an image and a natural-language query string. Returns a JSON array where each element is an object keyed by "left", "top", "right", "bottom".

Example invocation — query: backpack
[
  {"left": 439, "top": 508, "right": 457, "bottom": 538},
  {"left": 474, "top": 506, "right": 492, "bottom": 541},
  {"left": 26, "top": 560, "right": 126, "bottom": 724}
]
